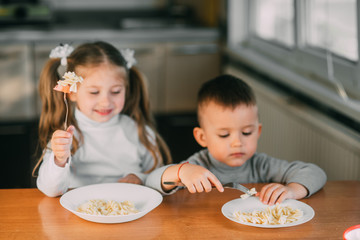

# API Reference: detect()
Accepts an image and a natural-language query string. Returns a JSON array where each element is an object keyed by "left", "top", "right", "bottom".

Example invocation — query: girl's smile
[{"left": 94, "top": 109, "right": 113, "bottom": 116}]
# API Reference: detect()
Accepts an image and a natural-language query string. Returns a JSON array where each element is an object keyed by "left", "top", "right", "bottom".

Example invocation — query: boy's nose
[{"left": 231, "top": 135, "right": 243, "bottom": 147}]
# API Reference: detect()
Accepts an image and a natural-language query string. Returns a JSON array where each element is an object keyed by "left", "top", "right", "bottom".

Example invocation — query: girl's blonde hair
[{"left": 33, "top": 41, "right": 172, "bottom": 176}]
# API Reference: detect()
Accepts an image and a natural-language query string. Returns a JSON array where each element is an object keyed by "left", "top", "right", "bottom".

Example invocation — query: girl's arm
[{"left": 36, "top": 150, "right": 71, "bottom": 197}]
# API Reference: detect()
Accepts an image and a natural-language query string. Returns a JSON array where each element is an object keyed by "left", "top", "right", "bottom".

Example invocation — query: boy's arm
[
  {"left": 254, "top": 154, "right": 327, "bottom": 197},
  {"left": 161, "top": 163, "right": 224, "bottom": 193},
  {"left": 258, "top": 182, "right": 308, "bottom": 205}
]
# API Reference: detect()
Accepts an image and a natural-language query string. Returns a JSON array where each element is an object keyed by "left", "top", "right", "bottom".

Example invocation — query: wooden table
[{"left": 1, "top": 181, "right": 359, "bottom": 240}]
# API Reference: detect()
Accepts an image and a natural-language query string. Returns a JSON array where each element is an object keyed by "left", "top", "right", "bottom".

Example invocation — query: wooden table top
[{"left": 1, "top": 181, "right": 359, "bottom": 240}]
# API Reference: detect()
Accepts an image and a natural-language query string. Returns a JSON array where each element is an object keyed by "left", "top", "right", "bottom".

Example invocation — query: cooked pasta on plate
[
  {"left": 221, "top": 197, "right": 314, "bottom": 228},
  {"left": 76, "top": 199, "right": 139, "bottom": 216},
  {"left": 60, "top": 183, "right": 162, "bottom": 223}
]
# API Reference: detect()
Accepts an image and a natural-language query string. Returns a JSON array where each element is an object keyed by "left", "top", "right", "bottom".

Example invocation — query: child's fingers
[
  {"left": 275, "top": 192, "right": 288, "bottom": 204},
  {"left": 260, "top": 183, "right": 287, "bottom": 205},
  {"left": 268, "top": 187, "right": 286, "bottom": 205},
  {"left": 194, "top": 181, "right": 205, "bottom": 193},
  {"left": 66, "top": 125, "right": 75, "bottom": 136},
  {"left": 259, "top": 183, "right": 278, "bottom": 204},
  {"left": 52, "top": 137, "right": 72, "bottom": 145},
  {"left": 53, "top": 129, "right": 72, "bottom": 139},
  {"left": 207, "top": 174, "right": 224, "bottom": 192}
]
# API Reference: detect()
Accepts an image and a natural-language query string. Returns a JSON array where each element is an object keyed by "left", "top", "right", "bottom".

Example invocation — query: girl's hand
[
  {"left": 118, "top": 174, "right": 142, "bottom": 185},
  {"left": 258, "top": 182, "right": 308, "bottom": 205},
  {"left": 178, "top": 164, "right": 224, "bottom": 193},
  {"left": 51, "top": 125, "right": 74, "bottom": 167}
]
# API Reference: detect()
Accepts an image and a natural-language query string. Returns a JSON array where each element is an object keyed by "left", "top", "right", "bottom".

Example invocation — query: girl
[{"left": 34, "top": 41, "right": 172, "bottom": 197}]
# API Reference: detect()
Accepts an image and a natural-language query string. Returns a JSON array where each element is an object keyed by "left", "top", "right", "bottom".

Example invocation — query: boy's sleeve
[
  {"left": 255, "top": 154, "right": 327, "bottom": 197},
  {"left": 36, "top": 150, "right": 71, "bottom": 197},
  {"left": 145, "top": 164, "right": 181, "bottom": 195}
]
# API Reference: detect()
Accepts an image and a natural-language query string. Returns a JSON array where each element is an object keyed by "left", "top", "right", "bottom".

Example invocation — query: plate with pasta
[
  {"left": 221, "top": 197, "right": 314, "bottom": 228},
  {"left": 60, "top": 183, "right": 162, "bottom": 224}
]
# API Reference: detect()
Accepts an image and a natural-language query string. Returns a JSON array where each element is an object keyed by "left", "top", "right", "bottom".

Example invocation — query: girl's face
[
  {"left": 69, "top": 63, "right": 127, "bottom": 123},
  {"left": 193, "top": 101, "right": 262, "bottom": 167}
]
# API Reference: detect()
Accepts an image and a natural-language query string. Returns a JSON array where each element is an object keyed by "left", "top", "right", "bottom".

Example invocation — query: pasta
[
  {"left": 76, "top": 199, "right": 139, "bottom": 216},
  {"left": 233, "top": 203, "right": 303, "bottom": 225},
  {"left": 240, "top": 188, "right": 257, "bottom": 199}
]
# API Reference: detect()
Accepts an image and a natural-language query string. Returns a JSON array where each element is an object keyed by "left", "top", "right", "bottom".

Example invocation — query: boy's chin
[{"left": 223, "top": 159, "right": 247, "bottom": 167}]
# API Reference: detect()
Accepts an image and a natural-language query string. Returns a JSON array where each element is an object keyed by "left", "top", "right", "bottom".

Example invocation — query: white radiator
[{"left": 226, "top": 66, "right": 360, "bottom": 181}]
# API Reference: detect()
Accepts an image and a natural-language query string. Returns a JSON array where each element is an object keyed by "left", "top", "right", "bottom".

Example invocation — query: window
[
  {"left": 253, "top": 0, "right": 295, "bottom": 47},
  {"left": 227, "top": 0, "right": 360, "bottom": 123},
  {"left": 305, "top": 0, "right": 358, "bottom": 61}
]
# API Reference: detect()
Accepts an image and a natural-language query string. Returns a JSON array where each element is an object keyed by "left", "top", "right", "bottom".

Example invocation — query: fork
[{"left": 163, "top": 181, "right": 251, "bottom": 194}]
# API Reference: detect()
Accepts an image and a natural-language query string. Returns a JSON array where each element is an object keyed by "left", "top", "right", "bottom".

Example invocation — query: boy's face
[{"left": 194, "top": 101, "right": 262, "bottom": 167}]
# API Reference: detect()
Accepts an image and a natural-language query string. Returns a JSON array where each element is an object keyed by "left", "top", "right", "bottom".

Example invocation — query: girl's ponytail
[
  {"left": 32, "top": 58, "right": 80, "bottom": 176},
  {"left": 123, "top": 67, "right": 172, "bottom": 171}
]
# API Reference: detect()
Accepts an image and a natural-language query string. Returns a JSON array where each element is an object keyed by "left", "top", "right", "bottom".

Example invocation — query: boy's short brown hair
[{"left": 197, "top": 74, "right": 257, "bottom": 125}]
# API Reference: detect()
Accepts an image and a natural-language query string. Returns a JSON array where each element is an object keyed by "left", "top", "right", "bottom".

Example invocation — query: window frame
[{"left": 226, "top": 0, "right": 360, "bottom": 122}]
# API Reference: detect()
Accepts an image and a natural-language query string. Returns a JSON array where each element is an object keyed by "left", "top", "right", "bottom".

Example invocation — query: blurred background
[{"left": 0, "top": 0, "right": 359, "bottom": 188}]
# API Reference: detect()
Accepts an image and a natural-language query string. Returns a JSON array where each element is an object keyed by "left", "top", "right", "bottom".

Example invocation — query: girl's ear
[
  {"left": 193, "top": 127, "right": 207, "bottom": 147},
  {"left": 68, "top": 92, "right": 77, "bottom": 102}
]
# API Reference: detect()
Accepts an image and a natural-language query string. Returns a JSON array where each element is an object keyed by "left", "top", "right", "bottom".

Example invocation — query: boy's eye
[
  {"left": 90, "top": 91, "right": 99, "bottom": 95},
  {"left": 219, "top": 134, "right": 229, "bottom": 138},
  {"left": 243, "top": 132, "right": 252, "bottom": 136}
]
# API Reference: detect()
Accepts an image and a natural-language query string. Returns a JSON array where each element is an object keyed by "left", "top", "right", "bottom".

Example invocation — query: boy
[{"left": 146, "top": 74, "right": 326, "bottom": 205}]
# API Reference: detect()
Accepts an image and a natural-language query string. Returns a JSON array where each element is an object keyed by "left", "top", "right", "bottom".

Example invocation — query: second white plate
[{"left": 221, "top": 197, "right": 314, "bottom": 228}]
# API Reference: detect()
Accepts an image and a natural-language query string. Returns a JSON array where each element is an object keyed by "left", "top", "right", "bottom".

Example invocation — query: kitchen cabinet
[
  {"left": 113, "top": 41, "right": 220, "bottom": 113},
  {"left": 0, "top": 43, "right": 37, "bottom": 121},
  {"left": 0, "top": 121, "right": 38, "bottom": 188},
  {"left": 164, "top": 42, "right": 220, "bottom": 112},
  {"left": 111, "top": 42, "right": 166, "bottom": 113}
]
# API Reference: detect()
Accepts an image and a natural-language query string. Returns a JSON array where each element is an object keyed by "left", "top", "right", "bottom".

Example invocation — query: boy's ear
[
  {"left": 193, "top": 127, "right": 207, "bottom": 148},
  {"left": 257, "top": 123, "right": 262, "bottom": 139}
]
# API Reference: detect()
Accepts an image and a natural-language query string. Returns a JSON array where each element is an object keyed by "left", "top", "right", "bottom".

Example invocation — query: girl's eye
[
  {"left": 219, "top": 134, "right": 229, "bottom": 138},
  {"left": 111, "top": 90, "right": 121, "bottom": 94},
  {"left": 90, "top": 91, "right": 99, "bottom": 95},
  {"left": 243, "top": 132, "right": 252, "bottom": 136}
]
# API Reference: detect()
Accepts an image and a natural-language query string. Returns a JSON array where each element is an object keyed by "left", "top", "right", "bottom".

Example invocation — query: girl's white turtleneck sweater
[{"left": 37, "top": 109, "right": 158, "bottom": 197}]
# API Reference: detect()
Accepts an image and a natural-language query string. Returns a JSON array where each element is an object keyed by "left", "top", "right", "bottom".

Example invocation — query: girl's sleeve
[
  {"left": 253, "top": 153, "right": 327, "bottom": 197},
  {"left": 36, "top": 148, "right": 71, "bottom": 197}
]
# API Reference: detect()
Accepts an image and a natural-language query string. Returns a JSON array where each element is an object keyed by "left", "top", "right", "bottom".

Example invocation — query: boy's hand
[
  {"left": 258, "top": 182, "right": 308, "bottom": 205},
  {"left": 51, "top": 125, "right": 74, "bottom": 167},
  {"left": 118, "top": 174, "right": 142, "bottom": 185},
  {"left": 177, "top": 164, "right": 224, "bottom": 193}
]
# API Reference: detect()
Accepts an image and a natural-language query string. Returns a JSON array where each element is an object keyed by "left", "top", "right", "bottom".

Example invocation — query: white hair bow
[
  {"left": 49, "top": 44, "right": 74, "bottom": 66},
  {"left": 120, "top": 48, "right": 137, "bottom": 69}
]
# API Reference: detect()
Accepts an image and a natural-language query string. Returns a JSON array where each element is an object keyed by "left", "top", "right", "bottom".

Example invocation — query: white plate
[
  {"left": 221, "top": 197, "right": 314, "bottom": 228},
  {"left": 60, "top": 183, "right": 162, "bottom": 224}
]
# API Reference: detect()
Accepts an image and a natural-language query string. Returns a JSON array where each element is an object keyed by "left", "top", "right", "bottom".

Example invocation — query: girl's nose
[{"left": 99, "top": 93, "right": 111, "bottom": 106}]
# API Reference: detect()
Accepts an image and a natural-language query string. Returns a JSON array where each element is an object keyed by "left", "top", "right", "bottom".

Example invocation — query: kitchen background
[{"left": 0, "top": 0, "right": 359, "bottom": 188}]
